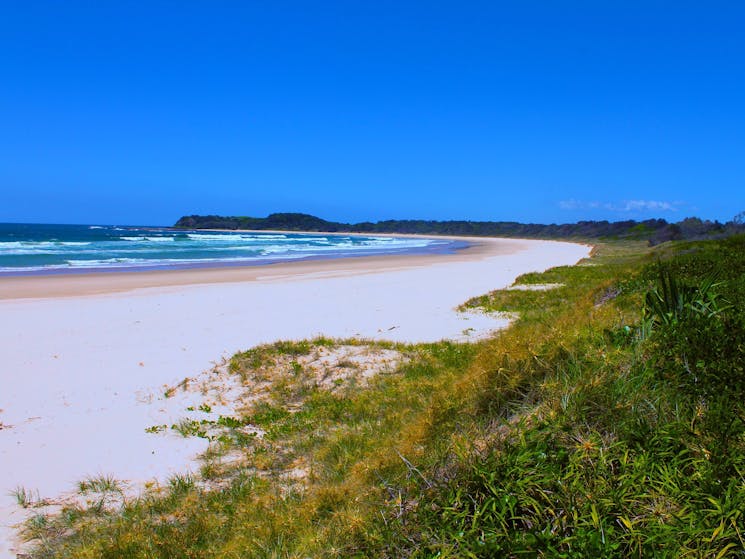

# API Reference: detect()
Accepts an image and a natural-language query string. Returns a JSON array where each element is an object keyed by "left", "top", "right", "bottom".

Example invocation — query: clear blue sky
[{"left": 1, "top": 1, "right": 743, "bottom": 226}]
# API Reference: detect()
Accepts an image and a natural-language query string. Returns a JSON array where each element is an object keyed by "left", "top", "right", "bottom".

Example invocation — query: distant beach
[{"left": 0, "top": 234, "right": 590, "bottom": 557}]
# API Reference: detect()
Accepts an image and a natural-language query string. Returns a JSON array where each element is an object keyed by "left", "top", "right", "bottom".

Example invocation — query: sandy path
[{"left": 0, "top": 237, "right": 590, "bottom": 556}]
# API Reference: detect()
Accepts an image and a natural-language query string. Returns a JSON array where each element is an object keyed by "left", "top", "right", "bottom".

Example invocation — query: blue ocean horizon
[{"left": 0, "top": 223, "right": 465, "bottom": 276}]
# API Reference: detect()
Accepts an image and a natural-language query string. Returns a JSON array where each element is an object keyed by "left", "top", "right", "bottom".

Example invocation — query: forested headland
[{"left": 175, "top": 212, "right": 745, "bottom": 245}]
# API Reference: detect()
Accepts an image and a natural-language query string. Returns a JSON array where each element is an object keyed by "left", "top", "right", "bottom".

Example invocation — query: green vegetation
[
  {"left": 17, "top": 236, "right": 745, "bottom": 557},
  {"left": 11, "top": 486, "right": 38, "bottom": 509},
  {"left": 175, "top": 212, "right": 745, "bottom": 245}
]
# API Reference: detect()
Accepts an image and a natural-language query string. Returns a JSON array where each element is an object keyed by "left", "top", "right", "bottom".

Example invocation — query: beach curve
[{"left": 0, "top": 235, "right": 591, "bottom": 556}]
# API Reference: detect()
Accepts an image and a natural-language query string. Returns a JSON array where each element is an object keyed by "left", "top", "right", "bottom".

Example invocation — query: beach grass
[{"left": 16, "top": 236, "right": 745, "bottom": 558}]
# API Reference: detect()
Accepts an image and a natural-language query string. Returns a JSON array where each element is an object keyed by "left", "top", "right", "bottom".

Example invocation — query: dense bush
[{"left": 644, "top": 245, "right": 745, "bottom": 485}]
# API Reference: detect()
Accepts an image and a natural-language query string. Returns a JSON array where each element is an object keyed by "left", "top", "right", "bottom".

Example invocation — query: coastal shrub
[
  {"left": 390, "top": 420, "right": 745, "bottom": 558},
  {"left": 642, "top": 254, "right": 745, "bottom": 485}
]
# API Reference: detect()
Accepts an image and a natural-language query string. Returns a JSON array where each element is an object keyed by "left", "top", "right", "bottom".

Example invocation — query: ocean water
[{"left": 0, "top": 223, "right": 465, "bottom": 275}]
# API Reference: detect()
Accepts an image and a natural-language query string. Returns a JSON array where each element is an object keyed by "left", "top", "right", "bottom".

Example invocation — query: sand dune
[{"left": 0, "top": 236, "right": 590, "bottom": 556}]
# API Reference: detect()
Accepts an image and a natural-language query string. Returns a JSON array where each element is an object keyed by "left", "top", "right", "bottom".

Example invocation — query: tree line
[{"left": 174, "top": 212, "right": 745, "bottom": 245}]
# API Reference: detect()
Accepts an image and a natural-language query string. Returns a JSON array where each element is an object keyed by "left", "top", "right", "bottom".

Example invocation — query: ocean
[{"left": 0, "top": 223, "right": 465, "bottom": 275}]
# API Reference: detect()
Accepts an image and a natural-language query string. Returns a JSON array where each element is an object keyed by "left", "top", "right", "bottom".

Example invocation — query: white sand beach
[{"left": 0, "top": 236, "right": 590, "bottom": 556}]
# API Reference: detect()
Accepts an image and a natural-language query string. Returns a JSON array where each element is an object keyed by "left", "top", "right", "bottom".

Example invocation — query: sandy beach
[{"left": 0, "top": 236, "right": 590, "bottom": 556}]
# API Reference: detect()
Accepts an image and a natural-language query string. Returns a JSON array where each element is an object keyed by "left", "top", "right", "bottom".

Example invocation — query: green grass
[
  {"left": 361, "top": 236, "right": 745, "bottom": 558},
  {"left": 10, "top": 486, "right": 37, "bottom": 509},
  {"left": 16, "top": 237, "right": 745, "bottom": 558}
]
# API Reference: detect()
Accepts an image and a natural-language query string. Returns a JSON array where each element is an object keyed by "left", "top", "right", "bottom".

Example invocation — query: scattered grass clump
[{"left": 11, "top": 486, "right": 37, "bottom": 509}]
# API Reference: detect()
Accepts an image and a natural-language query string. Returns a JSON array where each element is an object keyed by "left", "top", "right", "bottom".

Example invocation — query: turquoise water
[{"left": 0, "top": 223, "right": 464, "bottom": 275}]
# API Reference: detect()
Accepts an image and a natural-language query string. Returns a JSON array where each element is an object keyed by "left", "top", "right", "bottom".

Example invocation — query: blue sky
[{"left": 1, "top": 1, "right": 743, "bottom": 225}]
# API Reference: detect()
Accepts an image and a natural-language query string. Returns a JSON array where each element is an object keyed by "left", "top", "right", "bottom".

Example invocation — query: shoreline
[
  {"left": 0, "top": 236, "right": 591, "bottom": 557},
  {"left": 0, "top": 234, "right": 501, "bottom": 300},
  {"left": 0, "top": 229, "right": 469, "bottom": 281}
]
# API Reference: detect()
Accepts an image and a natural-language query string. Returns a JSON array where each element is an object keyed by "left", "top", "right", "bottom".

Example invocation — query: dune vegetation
[{"left": 16, "top": 235, "right": 745, "bottom": 558}]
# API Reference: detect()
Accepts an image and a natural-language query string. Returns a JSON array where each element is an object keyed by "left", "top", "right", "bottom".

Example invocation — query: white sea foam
[
  {"left": 60, "top": 255, "right": 307, "bottom": 269},
  {"left": 0, "top": 241, "right": 91, "bottom": 249},
  {"left": 120, "top": 236, "right": 175, "bottom": 242},
  {"left": 186, "top": 233, "right": 288, "bottom": 241},
  {"left": 0, "top": 241, "right": 94, "bottom": 255},
  {"left": 0, "top": 264, "right": 73, "bottom": 273},
  {"left": 186, "top": 234, "right": 243, "bottom": 241},
  {"left": 257, "top": 241, "right": 428, "bottom": 255},
  {"left": 66, "top": 258, "right": 147, "bottom": 267},
  {"left": 363, "top": 238, "right": 435, "bottom": 247},
  {"left": 0, "top": 227, "right": 453, "bottom": 275},
  {"left": 241, "top": 234, "right": 288, "bottom": 240}
]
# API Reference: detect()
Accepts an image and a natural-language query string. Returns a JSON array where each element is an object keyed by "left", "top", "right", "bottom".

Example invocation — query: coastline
[
  {"left": 0, "top": 227, "right": 469, "bottom": 283},
  {"left": 0, "top": 234, "right": 499, "bottom": 300},
  {"left": 0, "top": 236, "right": 591, "bottom": 556}
]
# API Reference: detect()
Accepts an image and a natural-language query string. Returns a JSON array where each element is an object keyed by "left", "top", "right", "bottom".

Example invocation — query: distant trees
[{"left": 174, "top": 212, "right": 745, "bottom": 244}]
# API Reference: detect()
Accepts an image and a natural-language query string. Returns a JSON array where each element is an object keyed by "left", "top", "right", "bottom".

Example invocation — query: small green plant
[
  {"left": 172, "top": 418, "right": 209, "bottom": 438},
  {"left": 145, "top": 424, "right": 168, "bottom": 434},
  {"left": 168, "top": 473, "right": 196, "bottom": 494},
  {"left": 77, "top": 475, "right": 124, "bottom": 512},
  {"left": 216, "top": 415, "right": 243, "bottom": 429},
  {"left": 10, "top": 486, "right": 35, "bottom": 509},
  {"left": 643, "top": 264, "right": 727, "bottom": 329},
  {"left": 77, "top": 475, "right": 122, "bottom": 495}
]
